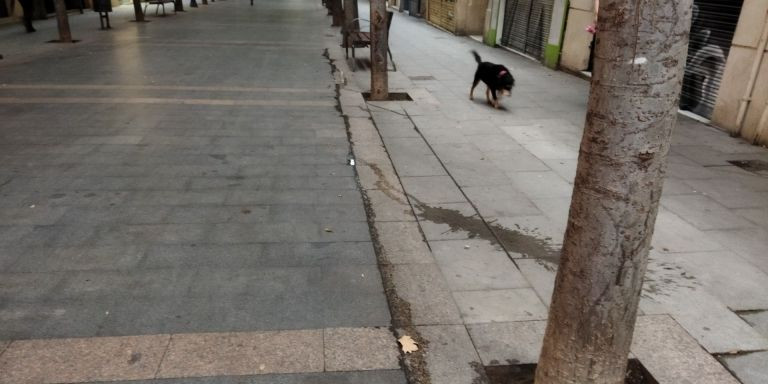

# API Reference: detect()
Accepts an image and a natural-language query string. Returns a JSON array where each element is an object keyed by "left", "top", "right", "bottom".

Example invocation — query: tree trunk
[
  {"left": 343, "top": 0, "right": 358, "bottom": 33},
  {"left": 330, "top": 0, "right": 343, "bottom": 26},
  {"left": 369, "top": 0, "right": 387, "bottom": 100},
  {"left": 53, "top": 0, "right": 72, "bottom": 42},
  {"left": 534, "top": 1, "right": 693, "bottom": 383},
  {"left": 202, "top": 0, "right": 208, "bottom": 5},
  {"left": 174, "top": 0, "right": 184, "bottom": 12},
  {"left": 132, "top": 0, "right": 145, "bottom": 21}
]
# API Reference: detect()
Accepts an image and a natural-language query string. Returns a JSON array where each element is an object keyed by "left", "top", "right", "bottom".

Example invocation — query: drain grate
[
  {"left": 727, "top": 160, "right": 768, "bottom": 173},
  {"left": 409, "top": 75, "right": 436, "bottom": 81}
]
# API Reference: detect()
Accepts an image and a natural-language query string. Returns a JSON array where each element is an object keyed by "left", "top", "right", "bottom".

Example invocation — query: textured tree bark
[
  {"left": 369, "top": 0, "right": 388, "bottom": 100},
  {"left": 132, "top": 0, "right": 145, "bottom": 21},
  {"left": 534, "top": 1, "right": 693, "bottom": 383},
  {"left": 343, "top": 0, "right": 358, "bottom": 33},
  {"left": 330, "top": 0, "right": 343, "bottom": 26},
  {"left": 53, "top": 0, "right": 72, "bottom": 42}
]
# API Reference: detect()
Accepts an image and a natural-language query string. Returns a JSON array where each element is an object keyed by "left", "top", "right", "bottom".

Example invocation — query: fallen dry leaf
[{"left": 398, "top": 335, "right": 419, "bottom": 354}]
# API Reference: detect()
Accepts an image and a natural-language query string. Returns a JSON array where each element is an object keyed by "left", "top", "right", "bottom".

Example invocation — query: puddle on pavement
[{"left": 413, "top": 200, "right": 560, "bottom": 268}]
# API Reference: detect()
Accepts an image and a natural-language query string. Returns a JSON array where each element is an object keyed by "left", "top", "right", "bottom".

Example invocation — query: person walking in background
[{"left": 19, "top": 0, "right": 36, "bottom": 33}]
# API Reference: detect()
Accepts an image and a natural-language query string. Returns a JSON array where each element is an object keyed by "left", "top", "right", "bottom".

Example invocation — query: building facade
[{"left": 482, "top": 0, "right": 768, "bottom": 146}]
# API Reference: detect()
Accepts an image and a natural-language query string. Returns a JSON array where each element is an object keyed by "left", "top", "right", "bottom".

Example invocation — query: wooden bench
[
  {"left": 144, "top": 0, "right": 176, "bottom": 16},
  {"left": 342, "top": 11, "right": 396, "bottom": 72}
]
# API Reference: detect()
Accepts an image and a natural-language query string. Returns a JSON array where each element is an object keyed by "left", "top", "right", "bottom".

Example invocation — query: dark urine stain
[
  {"left": 413, "top": 200, "right": 560, "bottom": 267},
  {"left": 727, "top": 160, "right": 768, "bottom": 173}
]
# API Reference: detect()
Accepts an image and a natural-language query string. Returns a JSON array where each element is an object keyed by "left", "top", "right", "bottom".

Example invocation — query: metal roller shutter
[
  {"left": 501, "top": 0, "right": 554, "bottom": 60},
  {"left": 681, "top": 0, "right": 743, "bottom": 118},
  {"left": 428, "top": 0, "right": 456, "bottom": 32}
]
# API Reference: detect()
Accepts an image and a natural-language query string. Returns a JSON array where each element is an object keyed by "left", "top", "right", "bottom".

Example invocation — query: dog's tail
[{"left": 471, "top": 50, "right": 481, "bottom": 64}]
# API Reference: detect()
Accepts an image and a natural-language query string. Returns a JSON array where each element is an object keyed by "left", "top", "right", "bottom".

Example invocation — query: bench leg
[
  {"left": 388, "top": 48, "right": 396, "bottom": 71},
  {"left": 143, "top": 3, "right": 148, "bottom": 13}
]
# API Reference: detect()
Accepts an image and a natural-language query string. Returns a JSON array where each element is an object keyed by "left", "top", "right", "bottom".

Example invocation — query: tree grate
[{"left": 484, "top": 360, "right": 658, "bottom": 384}]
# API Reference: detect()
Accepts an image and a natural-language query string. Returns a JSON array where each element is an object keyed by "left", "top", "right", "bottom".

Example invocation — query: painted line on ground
[{"left": 0, "top": 327, "right": 400, "bottom": 384}]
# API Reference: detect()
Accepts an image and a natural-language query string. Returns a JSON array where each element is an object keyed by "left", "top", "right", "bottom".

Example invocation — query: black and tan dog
[{"left": 469, "top": 50, "right": 515, "bottom": 109}]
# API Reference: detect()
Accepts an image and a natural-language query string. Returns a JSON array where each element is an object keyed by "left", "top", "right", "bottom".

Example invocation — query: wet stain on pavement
[
  {"left": 727, "top": 160, "right": 768, "bottom": 174},
  {"left": 642, "top": 261, "right": 700, "bottom": 298},
  {"left": 368, "top": 162, "right": 408, "bottom": 205},
  {"left": 412, "top": 200, "right": 560, "bottom": 267}
]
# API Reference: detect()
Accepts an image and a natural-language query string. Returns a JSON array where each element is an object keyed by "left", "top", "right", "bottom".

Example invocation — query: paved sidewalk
[
  {"left": 335, "top": 4, "right": 768, "bottom": 384},
  {"left": 0, "top": 1, "right": 405, "bottom": 383}
]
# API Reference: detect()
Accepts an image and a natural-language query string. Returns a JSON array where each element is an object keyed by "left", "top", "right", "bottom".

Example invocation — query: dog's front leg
[{"left": 491, "top": 89, "right": 499, "bottom": 109}]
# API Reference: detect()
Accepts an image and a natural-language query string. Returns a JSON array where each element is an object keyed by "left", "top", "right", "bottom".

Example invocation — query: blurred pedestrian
[{"left": 19, "top": 0, "right": 36, "bottom": 33}]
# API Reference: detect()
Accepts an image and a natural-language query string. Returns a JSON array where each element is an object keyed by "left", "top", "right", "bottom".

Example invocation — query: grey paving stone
[
  {"left": 376, "top": 121, "right": 421, "bottom": 139},
  {"left": 416, "top": 325, "right": 486, "bottom": 384},
  {"left": 519, "top": 140, "right": 579, "bottom": 160},
  {"left": 706, "top": 228, "right": 768, "bottom": 275},
  {"left": 467, "top": 320, "right": 547, "bottom": 365},
  {"left": 400, "top": 176, "right": 466, "bottom": 204},
  {"left": 226, "top": 189, "right": 363, "bottom": 206},
  {"left": 348, "top": 117, "right": 381, "bottom": 144},
  {"left": 145, "top": 242, "right": 375, "bottom": 268},
  {"left": 391, "top": 264, "right": 463, "bottom": 325},
  {"left": 55, "top": 206, "right": 171, "bottom": 225},
  {"left": 507, "top": 171, "right": 573, "bottom": 199},
  {"left": 453, "top": 288, "right": 548, "bottom": 324},
  {"left": 640, "top": 281, "right": 768, "bottom": 353},
  {"left": 659, "top": 251, "right": 768, "bottom": 311},
  {"left": 463, "top": 185, "right": 542, "bottom": 218},
  {"left": 661, "top": 194, "right": 755, "bottom": 231},
  {"left": 734, "top": 207, "right": 768, "bottom": 227},
  {"left": 431, "top": 239, "right": 530, "bottom": 291},
  {"left": 324, "top": 327, "right": 400, "bottom": 371},
  {"left": 719, "top": 351, "right": 768, "bottom": 384},
  {"left": 467, "top": 134, "right": 525, "bottom": 153},
  {"left": 651, "top": 209, "right": 727, "bottom": 254},
  {"left": 515, "top": 259, "right": 556, "bottom": 307},
  {"left": 367, "top": 190, "right": 416, "bottom": 222},
  {"left": 486, "top": 150, "right": 551, "bottom": 173},
  {"left": 682, "top": 178, "right": 768, "bottom": 209},
  {"left": 374, "top": 221, "right": 435, "bottom": 264},
  {"left": 631, "top": 315, "right": 740, "bottom": 384},
  {"left": 0, "top": 226, "right": 34, "bottom": 244},
  {"left": 0, "top": 299, "right": 115, "bottom": 340},
  {"left": 8, "top": 245, "right": 145, "bottom": 273},
  {"left": 741, "top": 310, "right": 768, "bottom": 338},
  {"left": 389, "top": 153, "right": 448, "bottom": 177},
  {"left": 0, "top": 272, "right": 65, "bottom": 302},
  {"left": 16, "top": 225, "right": 96, "bottom": 248}
]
